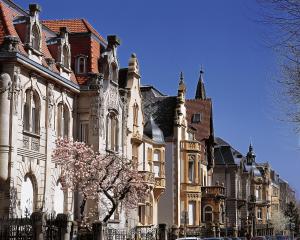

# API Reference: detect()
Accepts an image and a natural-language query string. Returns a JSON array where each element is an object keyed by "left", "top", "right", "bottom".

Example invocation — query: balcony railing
[
  {"left": 139, "top": 171, "right": 155, "bottom": 184},
  {"left": 180, "top": 140, "right": 201, "bottom": 152},
  {"left": 201, "top": 186, "right": 225, "bottom": 198},
  {"left": 155, "top": 177, "right": 166, "bottom": 189}
]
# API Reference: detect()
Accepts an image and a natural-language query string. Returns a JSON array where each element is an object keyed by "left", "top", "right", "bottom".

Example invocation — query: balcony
[
  {"left": 201, "top": 186, "right": 225, "bottom": 199},
  {"left": 180, "top": 140, "right": 201, "bottom": 152},
  {"left": 139, "top": 171, "right": 155, "bottom": 185},
  {"left": 131, "top": 127, "right": 143, "bottom": 144},
  {"left": 155, "top": 177, "right": 165, "bottom": 189}
]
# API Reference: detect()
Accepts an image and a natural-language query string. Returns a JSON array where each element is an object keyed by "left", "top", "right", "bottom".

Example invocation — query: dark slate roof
[
  {"left": 141, "top": 86, "right": 176, "bottom": 138},
  {"left": 214, "top": 137, "right": 245, "bottom": 166},
  {"left": 144, "top": 116, "right": 165, "bottom": 144}
]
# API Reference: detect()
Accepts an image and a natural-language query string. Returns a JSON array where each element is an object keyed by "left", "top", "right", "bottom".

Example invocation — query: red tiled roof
[
  {"left": 0, "top": 2, "right": 26, "bottom": 54},
  {"left": 76, "top": 75, "right": 89, "bottom": 85},
  {"left": 42, "top": 19, "right": 106, "bottom": 43}
]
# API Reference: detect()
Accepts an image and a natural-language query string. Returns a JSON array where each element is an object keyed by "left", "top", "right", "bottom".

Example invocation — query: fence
[{"left": 0, "top": 212, "right": 75, "bottom": 240}]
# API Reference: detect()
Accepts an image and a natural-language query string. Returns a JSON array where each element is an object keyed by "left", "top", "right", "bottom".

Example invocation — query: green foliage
[{"left": 284, "top": 201, "right": 300, "bottom": 235}]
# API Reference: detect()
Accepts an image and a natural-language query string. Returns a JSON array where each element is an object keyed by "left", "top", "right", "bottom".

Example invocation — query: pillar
[
  {"left": 31, "top": 211, "right": 46, "bottom": 240},
  {"left": 0, "top": 73, "right": 11, "bottom": 181}
]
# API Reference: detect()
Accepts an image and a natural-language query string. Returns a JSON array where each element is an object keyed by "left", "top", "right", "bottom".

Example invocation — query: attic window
[
  {"left": 192, "top": 113, "right": 202, "bottom": 123},
  {"left": 31, "top": 24, "right": 40, "bottom": 51},
  {"left": 76, "top": 56, "right": 86, "bottom": 74}
]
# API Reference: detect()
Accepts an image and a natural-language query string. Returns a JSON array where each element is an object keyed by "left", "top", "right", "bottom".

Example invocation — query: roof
[
  {"left": 42, "top": 19, "right": 106, "bottom": 43},
  {"left": 141, "top": 86, "right": 176, "bottom": 138},
  {"left": 214, "top": 137, "right": 245, "bottom": 166},
  {"left": 144, "top": 116, "right": 165, "bottom": 144},
  {"left": 186, "top": 99, "right": 213, "bottom": 142}
]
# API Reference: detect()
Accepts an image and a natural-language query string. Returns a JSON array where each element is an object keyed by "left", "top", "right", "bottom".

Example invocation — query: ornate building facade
[{"left": 0, "top": 0, "right": 165, "bottom": 228}]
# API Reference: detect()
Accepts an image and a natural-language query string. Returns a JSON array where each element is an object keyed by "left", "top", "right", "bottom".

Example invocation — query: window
[
  {"left": 76, "top": 56, "right": 86, "bottom": 74},
  {"left": 188, "top": 131, "right": 195, "bottom": 140},
  {"left": 133, "top": 103, "right": 139, "bottom": 126},
  {"left": 192, "top": 113, "right": 202, "bottom": 123},
  {"left": 106, "top": 112, "right": 118, "bottom": 151},
  {"left": 153, "top": 150, "right": 160, "bottom": 177},
  {"left": 188, "top": 159, "right": 195, "bottom": 183},
  {"left": 132, "top": 144, "right": 138, "bottom": 169},
  {"left": 203, "top": 205, "right": 213, "bottom": 222},
  {"left": 79, "top": 122, "right": 89, "bottom": 143},
  {"left": 62, "top": 44, "right": 70, "bottom": 68},
  {"left": 188, "top": 201, "right": 196, "bottom": 225},
  {"left": 256, "top": 187, "right": 262, "bottom": 201},
  {"left": 200, "top": 168, "right": 204, "bottom": 186},
  {"left": 31, "top": 24, "right": 40, "bottom": 51},
  {"left": 57, "top": 103, "right": 70, "bottom": 138},
  {"left": 138, "top": 205, "right": 145, "bottom": 224},
  {"left": 23, "top": 89, "right": 40, "bottom": 134},
  {"left": 257, "top": 207, "right": 262, "bottom": 220}
]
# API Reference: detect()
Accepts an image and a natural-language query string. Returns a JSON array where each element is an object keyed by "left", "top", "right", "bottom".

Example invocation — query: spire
[
  {"left": 195, "top": 66, "right": 206, "bottom": 100},
  {"left": 178, "top": 71, "right": 186, "bottom": 92}
]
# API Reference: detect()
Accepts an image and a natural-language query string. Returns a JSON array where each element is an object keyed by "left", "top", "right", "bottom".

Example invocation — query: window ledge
[
  {"left": 106, "top": 149, "right": 119, "bottom": 155},
  {"left": 24, "top": 44, "right": 43, "bottom": 56},
  {"left": 23, "top": 130, "right": 41, "bottom": 138},
  {"left": 57, "top": 62, "right": 72, "bottom": 73}
]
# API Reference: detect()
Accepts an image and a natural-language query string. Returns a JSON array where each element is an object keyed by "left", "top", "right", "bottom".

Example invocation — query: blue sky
[{"left": 16, "top": 0, "right": 300, "bottom": 194}]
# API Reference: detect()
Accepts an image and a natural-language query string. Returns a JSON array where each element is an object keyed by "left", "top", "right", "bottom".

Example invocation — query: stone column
[{"left": 0, "top": 73, "right": 11, "bottom": 182}]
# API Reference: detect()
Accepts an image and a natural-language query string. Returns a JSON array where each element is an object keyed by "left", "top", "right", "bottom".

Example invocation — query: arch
[
  {"left": 76, "top": 56, "right": 86, "bottom": 74},
  {"left": 53, "top": 181, "right": 64, "bottom": 214},
  {"left": 203, "top": 205, "right": 213, "bottom": 222},
  {"left": 31, "top": 23, "right": 40, "bottom": 51},
  {"left": 20, "top": 173, "right": 37, "bottom": 216}
]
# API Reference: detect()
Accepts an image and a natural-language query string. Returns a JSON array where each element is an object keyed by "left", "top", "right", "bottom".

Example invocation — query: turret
[{"left": 246, "top": 143, "right": 256, "bottom": 165}]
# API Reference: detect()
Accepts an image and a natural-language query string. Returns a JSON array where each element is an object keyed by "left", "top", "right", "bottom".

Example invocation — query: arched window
[
  {"left": 20, "top": 175, "right": 34, "bottom": 216},
  {"left": 257, "top": 207, "right": 262, "bottom": 220},
  {"left": 62, "top": 44, "right": 70, "bottom": 68},
  {"left": 23, "top": 89, "right": 40, "bottom": 134},
  {"left": 203, "top": 205, "right": 213, "bottom": 222},
  {"left": 256, "top": 186, "right": 262, "bottom": 201},
  {"left": 53, "top": 182, "right": 64, "bottom": 214},
  {"left": 153, "top": 150, "right": 161, "bottom": 177},
  {"left": 31, "top": 24, "right": 40, "bottom": 51},
  {"left": 106, "top": 112, "right": 118, "bottom": 151},
  {"left": 76, "top": 56, "right": 86, "bottom": 74},
  {"left": 57, "top": 103, "right": 70, "bottom": 138},
  {"left": 133, "top": 103, "right": 139, "bottom": 127}
]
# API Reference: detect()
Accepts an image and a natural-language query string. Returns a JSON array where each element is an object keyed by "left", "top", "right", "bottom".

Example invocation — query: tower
[{"left": 195, "top": 68, "right": 206, "bottom": 100}]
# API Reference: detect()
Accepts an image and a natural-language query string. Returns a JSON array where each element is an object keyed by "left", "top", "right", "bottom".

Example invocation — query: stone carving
[
  {"left": 23, "top": 135, "right": 29, "bottom": 149},
  {"left": 0, "top": 73, "right": 12, "bottom": 96},
  {"left": 108, "top": 84, "right": 119, "bottom": 110},
  {"left": 31, "top": 137, "right": 40, "bottom": 151},
  {"left": 12, "top": 67, "right": 22, "bottom": 115},
  {"left": 2, "top": 36, "right": 19, "bottom": 52},
  {"left": 47, "top": 84, "right": 54, "bottom": 127}
]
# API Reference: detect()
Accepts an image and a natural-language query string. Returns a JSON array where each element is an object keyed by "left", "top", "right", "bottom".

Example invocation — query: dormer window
[
  {"left": 76, "top": 56, "right": 87, "bottom": 74},
  {"left": 62, "top": 44, "right": 70, "bottom": 68},
  {"left": 31, "top": 24, "right": 40, "bottom": 51},
  {"left": 192, "top": 113, "right": 202, "bottom": 123}
]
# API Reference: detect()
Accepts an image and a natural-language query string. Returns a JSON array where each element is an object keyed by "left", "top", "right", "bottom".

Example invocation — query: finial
[
  {"left": 200, "top": 64, "right": 204, "bottom": 74},
  {"left": 131, "top": 53, "right": 136, "bottom": 58},
  {"left": 180, "top": 71, "right": 184, "bottom": 83}
]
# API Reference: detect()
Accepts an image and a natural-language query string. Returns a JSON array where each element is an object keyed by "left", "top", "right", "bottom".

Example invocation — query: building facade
[{"left": 0, "top": 0, "right": 165, "bottom": 228}]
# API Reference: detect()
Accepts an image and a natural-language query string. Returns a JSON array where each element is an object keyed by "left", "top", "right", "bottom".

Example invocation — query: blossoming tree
[{"left": 52, "top": 138, "right": 149, "bottom": 223}]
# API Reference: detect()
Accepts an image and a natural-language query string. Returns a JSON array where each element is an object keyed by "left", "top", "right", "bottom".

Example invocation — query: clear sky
[{"left": 15, "top": 0, "right": 300, "bottom": 195}]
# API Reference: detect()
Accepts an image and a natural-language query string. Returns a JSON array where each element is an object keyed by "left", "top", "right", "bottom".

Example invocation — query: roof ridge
[{"left": 42, "top": 18, "right": 84, "bottom": 22}]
